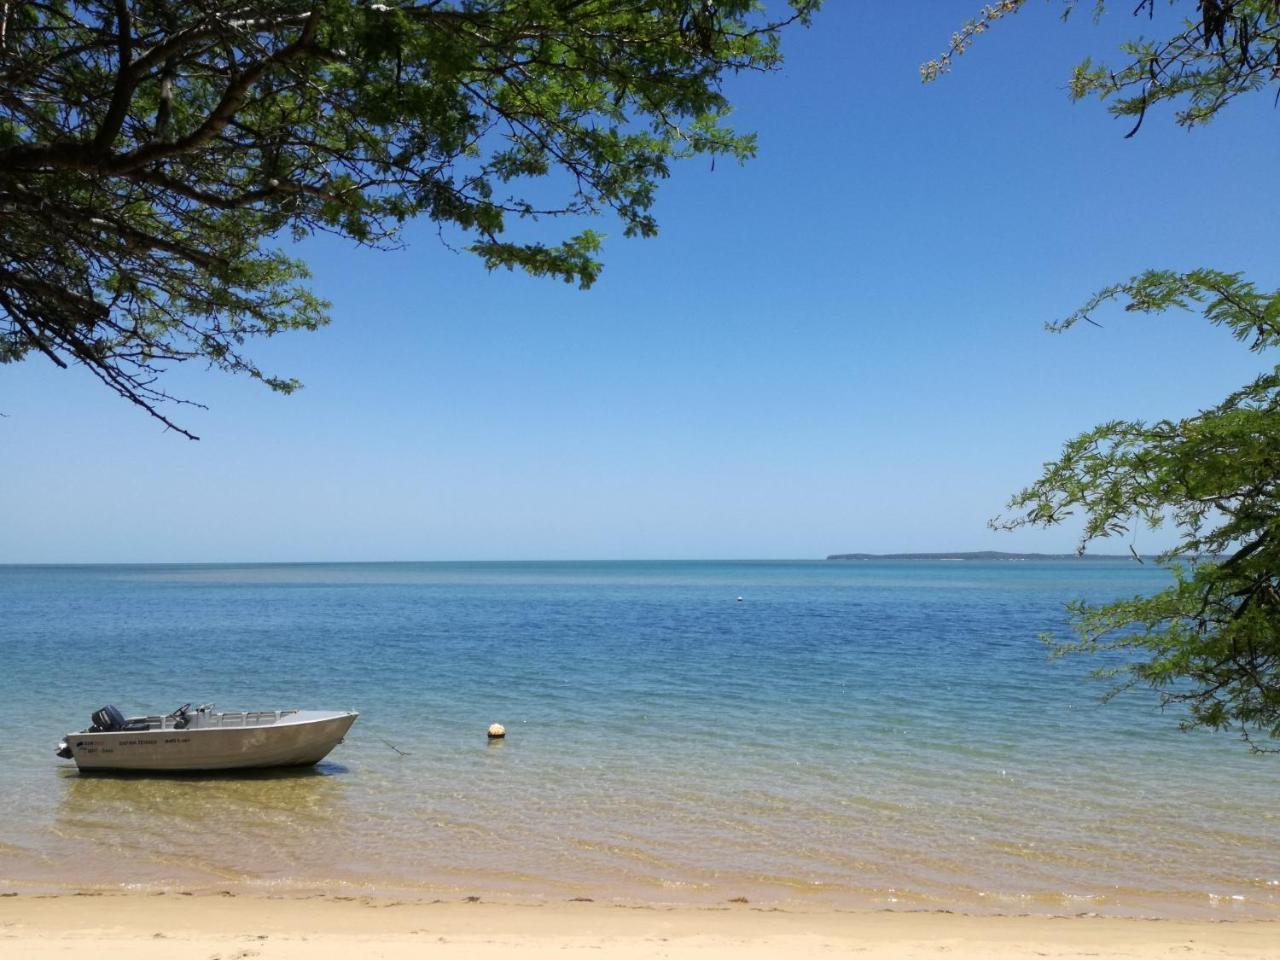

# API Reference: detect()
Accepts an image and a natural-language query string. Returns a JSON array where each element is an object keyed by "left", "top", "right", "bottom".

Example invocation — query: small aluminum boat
[{"left": 55, "top": 703, "right": 358, "bottom": 772}]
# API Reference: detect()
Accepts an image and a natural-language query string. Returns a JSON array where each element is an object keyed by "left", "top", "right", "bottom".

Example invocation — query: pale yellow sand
[{"left": 0, "top": 894, "right": 1275, "bottom": 959}]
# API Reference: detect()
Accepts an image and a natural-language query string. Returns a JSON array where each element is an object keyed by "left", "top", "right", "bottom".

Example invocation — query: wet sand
[{"left": 0, "top": 893, "right": 1276, "bottom": 959}]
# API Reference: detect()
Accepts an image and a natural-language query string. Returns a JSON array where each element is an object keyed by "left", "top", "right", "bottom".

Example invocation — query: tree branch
[{"left": 93, "top": 0, "right": 137, "bottom": 156}]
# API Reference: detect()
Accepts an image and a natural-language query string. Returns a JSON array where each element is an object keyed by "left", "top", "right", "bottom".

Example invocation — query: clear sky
[{"left": 2, "top": 2, "right": 1276, "bottom": 563}]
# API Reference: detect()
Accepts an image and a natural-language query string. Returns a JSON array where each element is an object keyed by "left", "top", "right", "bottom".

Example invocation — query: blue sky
[{"left": 2, "top": 2, "right": 1276, "bottom": 562}]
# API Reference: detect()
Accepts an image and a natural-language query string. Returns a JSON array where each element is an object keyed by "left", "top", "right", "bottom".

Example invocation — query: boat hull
[{"left": 65, "top": 711, "right": 357, "bottom": 772}]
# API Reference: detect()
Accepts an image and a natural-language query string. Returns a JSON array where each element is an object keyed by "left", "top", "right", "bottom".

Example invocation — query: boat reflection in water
[{"left": 54, "top": 761, "right": 355, "bottom": 890}]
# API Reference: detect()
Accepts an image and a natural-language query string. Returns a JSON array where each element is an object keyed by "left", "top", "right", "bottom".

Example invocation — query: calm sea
[{"left": 0, "top": 560, "right": 1276, "bottom": 917}]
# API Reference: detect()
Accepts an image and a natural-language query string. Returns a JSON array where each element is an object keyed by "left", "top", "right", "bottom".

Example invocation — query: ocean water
[{"left": 0, "top": 560, "right": 1276, "bottom": 918}]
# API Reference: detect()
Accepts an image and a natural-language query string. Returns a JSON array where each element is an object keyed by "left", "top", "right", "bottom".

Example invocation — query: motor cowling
[{"left": 90, "top": 705, "right": 127, "bottom": 732}]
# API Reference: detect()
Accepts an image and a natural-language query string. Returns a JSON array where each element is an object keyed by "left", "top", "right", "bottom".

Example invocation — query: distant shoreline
[{"left": 826, "top": 551, "right": 1147, "bottom": 561}]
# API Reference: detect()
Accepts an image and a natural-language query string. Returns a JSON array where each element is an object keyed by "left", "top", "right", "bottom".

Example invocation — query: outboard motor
[
  {"left": 90, "top": 704, "right": 127, "bottom": 732},
  {"left": 88, "top": 705, "right": 150, "bottom": 733}
]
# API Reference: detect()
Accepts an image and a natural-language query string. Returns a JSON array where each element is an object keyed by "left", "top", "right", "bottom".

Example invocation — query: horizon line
[{"left": 0, "top": 553, "right": 1157, "bottom": 567}]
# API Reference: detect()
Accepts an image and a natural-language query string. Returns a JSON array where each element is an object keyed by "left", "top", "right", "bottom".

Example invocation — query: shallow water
[{"left": 0, "top": 560, "right": 1276, "bottom": 917}]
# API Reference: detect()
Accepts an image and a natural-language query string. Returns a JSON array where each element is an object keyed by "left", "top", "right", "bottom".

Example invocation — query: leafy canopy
[
  {"left": 925, "top": 1, "right": 1280, "bottom": 135},
  {"left": 994, "top": 272, "right": 1280, "bottom": 748},
  {"left": 931, "top": 2, "right": 1280, "bottom": 748},
  {"left": 0, "top": 1, "right": 818, "bottom": 436}
]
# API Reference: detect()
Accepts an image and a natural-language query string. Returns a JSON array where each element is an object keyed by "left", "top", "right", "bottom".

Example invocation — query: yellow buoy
[{"left": 487, "top": 723, "right": 506, "bottom": 739}]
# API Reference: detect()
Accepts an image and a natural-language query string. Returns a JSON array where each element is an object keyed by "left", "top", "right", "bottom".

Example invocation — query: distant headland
[{"left": 826, "top": 551, "right": 1142, "bottom": 561}]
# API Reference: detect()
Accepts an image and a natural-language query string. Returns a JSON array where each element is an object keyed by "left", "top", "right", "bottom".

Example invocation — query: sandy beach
[{"left": 0, "top": 894, "right": 1275, "bottom": 959}]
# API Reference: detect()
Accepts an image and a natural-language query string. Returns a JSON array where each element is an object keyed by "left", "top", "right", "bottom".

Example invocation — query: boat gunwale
[{"left": 66, "top": 710, "right": 358, "bottom": 738}]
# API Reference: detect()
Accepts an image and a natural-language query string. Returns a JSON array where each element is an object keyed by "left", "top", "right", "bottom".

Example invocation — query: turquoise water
[{"left": 0, "top": 560, "right": 1276, "bottom": 917}]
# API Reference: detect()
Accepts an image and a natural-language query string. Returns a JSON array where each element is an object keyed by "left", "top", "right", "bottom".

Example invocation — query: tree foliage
[
  {"left": 0, "top": 1, "right": 818, "bottom": 436},
  {"left": 930, "top": 3, "right": 1280, "bottom": 748},
  {"left": 993, "top": 272, "right": 1280, "bottom": 748},
  {"left": 924, "top": 1, "right": 1280, "bottom": 134}
]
